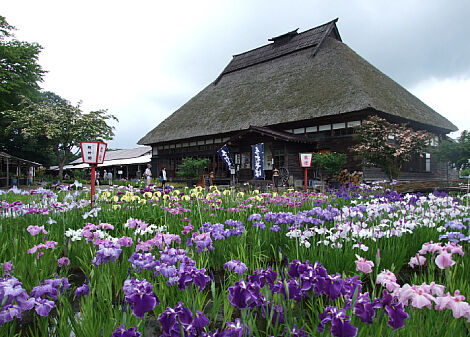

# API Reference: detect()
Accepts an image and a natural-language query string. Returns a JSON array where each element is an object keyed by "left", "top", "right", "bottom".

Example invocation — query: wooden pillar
[
  {"left": 6, "top": 158, "right": 9, "bottom": 188},
  {"left": 126, "top": 165, "right": 129, "bottom": 180},
  {"left": 212, "top": 154, "right": 216, "bottom": 176}
]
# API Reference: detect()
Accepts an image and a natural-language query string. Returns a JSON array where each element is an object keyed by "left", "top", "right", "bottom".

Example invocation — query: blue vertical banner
[
  {"left": 217, "top": 145, "right": 234, "bottom": 171},
  {"left": 251, "top": 143, "right": 265, "bottom": 179}
]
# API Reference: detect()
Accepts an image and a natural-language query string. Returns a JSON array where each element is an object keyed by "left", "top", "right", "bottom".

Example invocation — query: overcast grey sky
[{"left": 3, "top": 0, "right": 470, "bottom": 148}]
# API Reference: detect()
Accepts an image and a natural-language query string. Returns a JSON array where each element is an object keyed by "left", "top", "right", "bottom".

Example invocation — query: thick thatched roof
[{"left": 139, "top": 20, "right": 456, "bottom": 145}]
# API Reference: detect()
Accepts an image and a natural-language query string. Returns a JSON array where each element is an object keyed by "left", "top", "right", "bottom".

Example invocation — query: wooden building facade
[{"left": 139, "top": 19, "right": 457, "bottom": 184}]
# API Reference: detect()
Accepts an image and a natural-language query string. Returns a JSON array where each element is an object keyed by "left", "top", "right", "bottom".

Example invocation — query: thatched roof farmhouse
[{"left": 139, "top": 19, "right": 456, "bottom": 185}]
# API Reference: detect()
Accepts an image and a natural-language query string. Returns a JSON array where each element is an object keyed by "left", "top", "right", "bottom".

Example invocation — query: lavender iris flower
[
  {"left": 224, "top": 259, "right": 248, "bottom": 275},
  {"left": 269, "top": 225, "right": 281, "bottom": 232},
  {"left": 128, "top": 252, "right": 158, "bottom": 272},
  {"left": 92, "top": 241, "right": 122, "bottom": 266},
  {"left": 0, "top": 276, "right": 34, "bottom": 326},
  {"left": 74, "top": 283, "right": 90, "bottom": 298},
  {"left": 34, "top": 298, "right": 55, "bottom": 316},
  {"left": 30, "top": 283, "right": 58, "bottom": 300}
]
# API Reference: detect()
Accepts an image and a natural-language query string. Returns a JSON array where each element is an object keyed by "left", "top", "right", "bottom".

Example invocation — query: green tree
[
  {"left": 320, "top": 152, "right": 347, "bottom": 178},
  {"left": 176, "top": 157, "right": 210, "bottom": 184},
  {"left": 310, "top": 152, "right": 347, "bottom": 181},
  {"left": 351, "top": 115, "right": 431, "bottom": 181},
  {"left": 0, "top": 15, "right": 47, "bottom": 162},
  {"left": 6, "top": 91, "right": 117, "bottom": 180},
  {"left": 433, "top": 130, "right": 470, "bottom": 170}
]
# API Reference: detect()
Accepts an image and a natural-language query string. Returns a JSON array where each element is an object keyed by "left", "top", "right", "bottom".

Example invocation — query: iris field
[{"left": 0, "top": 182, "right": 469, "bottom": 336}]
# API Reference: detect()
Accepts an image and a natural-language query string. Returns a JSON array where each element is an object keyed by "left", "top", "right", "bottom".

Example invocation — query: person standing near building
[
  {"left": 159, "top": 167, "right": 167, "bottom": 188},
  {"left": 144, "top": 164, "right": 152, "bottom": 187},
  {"left": 108, "top": 171, "right": 113, "bottom": 186}
]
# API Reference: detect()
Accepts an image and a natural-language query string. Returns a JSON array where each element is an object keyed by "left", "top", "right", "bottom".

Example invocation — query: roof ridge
[
  {"left": 214, "top": 19, "right": 340, "bottom": 84},
  {"left": 310, "top": 19, "right": 340, "bottom": 57},
  {"left": 231, "top": 18, "right": 338, "bottom": 58}
]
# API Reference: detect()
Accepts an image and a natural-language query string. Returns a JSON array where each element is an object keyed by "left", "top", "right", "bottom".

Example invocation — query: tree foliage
[
  {"left": 5, "top": 91, "right": 117, "bottom": 179},
  {"left": 0, "top": 15, "right": 47, "bottom": 163},
  {"left": 176, "top": 158, "right": 210, "bottom": 182},
  {"left": 310, "top": 152, "right": 347, "bottom": 178},
  {"left": 351, "top": 115, "right": 431, "bottom": 180},
  {"left": 0, "top": 15, "right": 45, "bottom": 110},
  {"left": 320, "top": 152, "right": 347, "bottom": 176},
  {"left": 433, "top": 130, "right": 470, "bottom": 170}
]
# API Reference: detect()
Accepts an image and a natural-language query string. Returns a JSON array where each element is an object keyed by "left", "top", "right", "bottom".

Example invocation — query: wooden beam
[{"left": 6, "top": 158, "right": 9, "bottom": 188}]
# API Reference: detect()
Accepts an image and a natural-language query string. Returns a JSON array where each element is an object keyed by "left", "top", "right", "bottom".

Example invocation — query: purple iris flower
[
  {"left": 193, "top": 310, "right": 210, "bottom": 333},
  {"left": 320, "top": 274, "right": 344, "bottom": 301},
  {"left": 92, "top": 241, "right": 122, "bottom": 266},
  {"left": 192, "top": 232, "right": 214, "bottom": 253},
  {"left": 439, "top": 232, "right": 469, "bottom": 243},
  {"left": 123, "top": 278, "right": 159, "bottom": 319},
  {"left": 286, "top": 324, "right": 308, "bottom": 337},
  {"left": 223, "top": 318, "right": 250, "bottom": 337},
  {"left": 117, "top": 236, "right": 134, "bottom": 247},
  {"left": 1, "top": 261, "right": 13, "bottom": 276},
  {"left": 57, "top": 257, "right": 70, "bottom": 268},
  {"left": 247, "top": 214, "right": 262, "bottom": 222},
  {"left": 0, "top": 276, "right": 35, "bottom": 326},
  {"left": 228, "top": 279, "right": 264, "bottom": 309},
  {"left": 177, "top": 266, "right": 211, "bottom": 292},
  {"left": 252, "top": 221, "right": 266, "bottom": 229},
  {"left": 111, "top": 325, "right": 141, "bottom": 337},
  {"left": 30, "top": 283, "right": 58, "bottom": 300},
  {"left": 157, "top": 302, "right": 209, "bottom": 337},
  {"left": 45, "top": 276, "right": 70, "bottom": 294},
  {"left": 248, "top": 267, "right": 278, "bottom": 288},
  {"left": 318, "top": 306, "right": 357, "bottom": 337},
  {"left": 353, "top": 292, "right": 380, "bottom": 324},
  {"left": 380, "top": 291, "right": 409, "bottom": 330},
  {"left": 34, "top": 298, "right": 55, "bottom": 317},
  {"left": 384, "top": 302, "right": 408, "bottom": 330},
  {"left": 158, "top": 264, "right": 177, "bottom": 278},
  {"left": 0, "top": 304, "right": 22, "bottom": 326},
  {"left": 342, "top": 276, "right": 362, "bottom": 299},
  {"left": 269, "top": 225, "right": 281, "bottom": 232},
  {"left": 287, "top": 279, "right": 302, "bottom": 301},
  {"left": 260, "top": 301, "right": 285, "bottom": 325},
  {"left": 159, "top": 247, "right": 188, "bottom": 265},
  {"left": 224, "top": 259, "right": 248, "bottom": 275},
  {"left": 74, "top": 283, "right": 90, "bottom": 298},
  {"left": 128, "top": 252, "right": 158, "bottom": 272}
]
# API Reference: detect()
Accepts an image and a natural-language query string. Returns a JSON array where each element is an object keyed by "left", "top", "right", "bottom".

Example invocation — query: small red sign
[
  {"left": 299, "top": 153, "right": 313, "bottom": 168},
  {"left": 80, "top": 141, "right": 107, "bottom": 164}
]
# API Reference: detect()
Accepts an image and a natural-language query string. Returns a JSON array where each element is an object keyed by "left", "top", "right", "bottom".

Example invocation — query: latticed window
[{"left": 273, "top": 149, "right": 285, "bottom": 169}]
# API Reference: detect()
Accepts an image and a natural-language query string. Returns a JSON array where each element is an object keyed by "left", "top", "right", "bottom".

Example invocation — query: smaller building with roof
[
  {"left": 65, "top": 146, "right": 151, "bottom": 180},
  {"left": 0, "top": 151, "right": 42, "bottom": 188}
]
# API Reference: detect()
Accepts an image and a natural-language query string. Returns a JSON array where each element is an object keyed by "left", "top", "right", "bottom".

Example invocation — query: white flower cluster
[{"left": 286, "top": 193, "right": 469, "bottom": 250}]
